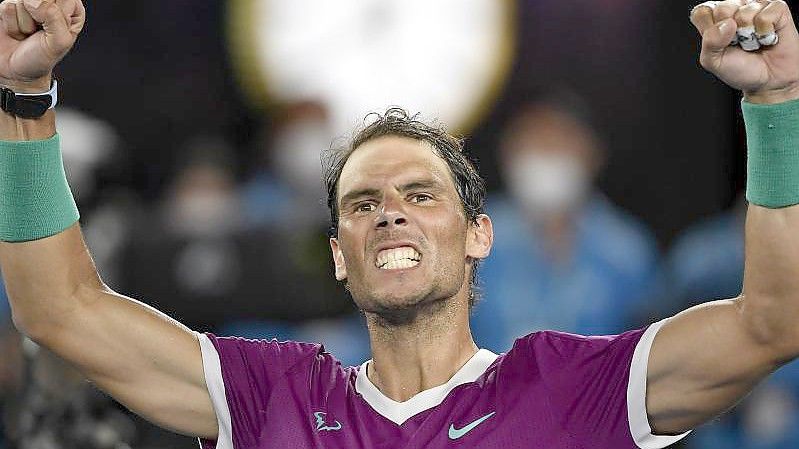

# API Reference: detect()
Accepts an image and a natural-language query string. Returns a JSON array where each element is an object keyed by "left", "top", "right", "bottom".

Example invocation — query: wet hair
[{"left": 322, "top": 107, "right": 487, "bottom": 306}]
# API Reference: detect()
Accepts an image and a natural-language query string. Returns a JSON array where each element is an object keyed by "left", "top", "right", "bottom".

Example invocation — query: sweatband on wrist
[
  {"left": 0, "top": 134, "right": 80, "bottom": 242},
  {"left": 742, "top": 97, "right": 799, "bottom": 209}
]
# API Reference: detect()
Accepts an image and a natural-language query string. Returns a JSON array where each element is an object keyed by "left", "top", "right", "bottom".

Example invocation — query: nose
[{"left": 375, "top": 200, "right": 408, "bottom": 229}]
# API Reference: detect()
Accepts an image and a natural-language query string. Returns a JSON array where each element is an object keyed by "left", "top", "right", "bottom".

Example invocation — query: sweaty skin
[{"left": 0, "top": 0, "right": 799, "bottom": 442}]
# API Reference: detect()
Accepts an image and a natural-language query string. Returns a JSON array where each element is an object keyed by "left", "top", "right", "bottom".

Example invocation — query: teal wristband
[
  {"left": 0, "top": 134, "right": 80, "bottom": 242},
  {"left": 742, "top": 97, "right": 799, "bottom": 208}
]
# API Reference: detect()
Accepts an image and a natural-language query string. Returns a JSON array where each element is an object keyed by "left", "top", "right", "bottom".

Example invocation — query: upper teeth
[{"left": 376, "top": 246, "right": 421, "bottom": 269}]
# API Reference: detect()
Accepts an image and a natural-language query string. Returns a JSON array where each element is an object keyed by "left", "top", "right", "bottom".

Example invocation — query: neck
[{"left": 364, "top": 296, "right": 478, "bottom": 402}]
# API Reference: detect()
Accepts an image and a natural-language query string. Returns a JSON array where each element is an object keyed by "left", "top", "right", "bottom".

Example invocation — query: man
[
  {"left": 474, "top": 90, "right": 659, "bottom": 350},
  {"left": 1, "top": 0, "right": 798, "bottom": 448}
]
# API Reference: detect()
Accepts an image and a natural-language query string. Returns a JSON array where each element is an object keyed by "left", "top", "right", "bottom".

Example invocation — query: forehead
[{"left": 338, "top": 136, "right": 456, "bottom": 198}]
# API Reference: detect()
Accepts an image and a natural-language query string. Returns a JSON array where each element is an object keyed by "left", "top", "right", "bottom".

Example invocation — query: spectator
[
  {"left": 663, "top": 199, "right": 745, "bottom": 310},
  {"left": 119, "top": 137, "right": 247, "bottom": 331},
  {"left": 6, "top": 340, "right": 137, "bottom": 449},
  {"left": 473, "top": 89, "right": 659, "bottom": 352},
  {"left": 241, "top": 101, "right": 335, "bottom": 231},
  {"left": 232, "top": 101, "right": 367, "bottom": 365},
  {"left": 120, "top": 132, "right": 358, "bottom": 341}
]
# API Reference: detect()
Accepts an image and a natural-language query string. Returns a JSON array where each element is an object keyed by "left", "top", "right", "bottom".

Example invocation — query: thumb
[
  {"left": 21, "top": 0, "right": 72, "bottom": 54},
  {"left": 700, "top": 18, "right": 737, "bottom": 70}
]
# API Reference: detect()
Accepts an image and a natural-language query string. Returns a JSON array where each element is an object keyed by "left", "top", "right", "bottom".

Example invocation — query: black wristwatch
[{"left": 0, "top": 80, "right": 58, "bottom": 119}]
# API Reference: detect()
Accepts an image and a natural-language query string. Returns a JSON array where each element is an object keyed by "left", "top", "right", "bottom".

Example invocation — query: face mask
[
  {"left": 506, "top": 151, "right": 589, "bottom": 217},
  {"left": 272, "top": 119, "right": 335, "bottom": 198}
]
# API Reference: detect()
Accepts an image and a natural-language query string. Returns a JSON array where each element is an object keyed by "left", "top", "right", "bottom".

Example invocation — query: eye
[
  {"left": 355, "top": 202, "right": 377, "bottom": 213},
  {"left": 410, "top": 193, "right": 433, "bottom": 203}
]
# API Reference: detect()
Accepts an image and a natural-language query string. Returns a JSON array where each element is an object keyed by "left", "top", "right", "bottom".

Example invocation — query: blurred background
[{"left": 1, "top": 0, "right": 797, "bottom": 448}]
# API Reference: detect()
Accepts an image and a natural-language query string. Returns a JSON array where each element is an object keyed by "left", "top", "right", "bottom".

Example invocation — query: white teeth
[
  {"left": 381, "top": 258, "right": 420, "bottom": 270},
  {"left": 376, "top": 246, "right": 421, "bottom": 269}
]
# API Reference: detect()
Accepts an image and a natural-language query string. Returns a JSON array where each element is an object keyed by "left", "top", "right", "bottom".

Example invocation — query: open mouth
[{"left": 376, "top": 246, "right": 422, "bottom": 270}]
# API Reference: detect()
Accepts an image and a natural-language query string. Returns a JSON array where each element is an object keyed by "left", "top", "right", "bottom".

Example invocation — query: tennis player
[{"left": 2, "top": 0, "right": 798, "bottom": 447}]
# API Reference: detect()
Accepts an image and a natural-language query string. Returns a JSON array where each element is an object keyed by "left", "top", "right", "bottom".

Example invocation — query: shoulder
[
  {"left": 197, "top": 335, "right": 356, "bottom": 448},
  {"left": 204, "top": 333, "right": 325, "bottom": 362},
  {"left": 505, "top": 327, "right": 649, "bottom": 374},
  {"left": 199, "top": 333, "right": 351, "bottom": 386}
]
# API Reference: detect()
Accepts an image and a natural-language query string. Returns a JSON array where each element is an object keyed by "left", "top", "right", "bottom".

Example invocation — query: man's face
[{"left": 329, "top": 136, "right": 491, "bottom": 317}]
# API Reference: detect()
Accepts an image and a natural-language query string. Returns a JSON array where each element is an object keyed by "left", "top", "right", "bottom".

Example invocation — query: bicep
[
  {"left": 40, "top": 286, "right": 218, "bottom": 438},
  {"left": 645, "top": 298, "right": 779, "bottom": 434}
]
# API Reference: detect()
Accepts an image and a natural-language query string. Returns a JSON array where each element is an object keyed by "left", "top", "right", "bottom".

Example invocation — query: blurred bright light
[{"left": 229, "top": 0, "right": 514, "bottom": 133}]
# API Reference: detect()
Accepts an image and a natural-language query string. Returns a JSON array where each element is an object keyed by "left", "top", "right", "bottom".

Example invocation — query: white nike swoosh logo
[{"left": 448, "top": 411, "right": 496, "bottom": 440}]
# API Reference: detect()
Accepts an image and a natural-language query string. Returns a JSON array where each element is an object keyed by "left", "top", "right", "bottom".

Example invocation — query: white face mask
[
  {"left": 506, "top": 151, "right": 589, "bottom": 217},
  {"left": 272, "top": 119, "right": 335, "bottom": 198}
]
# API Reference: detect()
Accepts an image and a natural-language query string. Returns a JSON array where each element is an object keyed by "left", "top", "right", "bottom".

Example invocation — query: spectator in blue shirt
[{"left": 472, "top": 90, "right": 660, "bottom": 352}]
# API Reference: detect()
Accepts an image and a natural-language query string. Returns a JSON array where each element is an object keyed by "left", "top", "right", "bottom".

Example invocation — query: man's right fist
[{"left": 0, "top": 0, "right": 84, "bottom": 92}]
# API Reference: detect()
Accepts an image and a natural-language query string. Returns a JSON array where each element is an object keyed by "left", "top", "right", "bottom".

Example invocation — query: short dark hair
[{"left": 322, "top": 107, "right": 487, "bottom": 306}]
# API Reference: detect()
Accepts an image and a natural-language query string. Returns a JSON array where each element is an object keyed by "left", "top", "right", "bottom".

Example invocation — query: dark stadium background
[
  {"left": 3, "top": 1, "right": 799, "bottom": 448},
  {"left": 57, "top": 0, "right": 746, "bottom": 245}
]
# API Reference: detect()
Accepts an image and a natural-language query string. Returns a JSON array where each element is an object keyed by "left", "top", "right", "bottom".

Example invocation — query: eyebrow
[
  {"left": 340, "top": 188, "right": 382, "bottom": 207},
  {"left": 339, "top": 179, "right": 446, "bottom": 207}
]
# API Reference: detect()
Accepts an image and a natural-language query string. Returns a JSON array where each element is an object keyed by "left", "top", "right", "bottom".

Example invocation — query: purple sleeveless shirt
[{"left": 197, "top": 319, "right": 689, "bottom": 449}]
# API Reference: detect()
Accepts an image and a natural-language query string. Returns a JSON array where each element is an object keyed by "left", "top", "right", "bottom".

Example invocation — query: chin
[
  {"left": 358, "top": 288, "right": 430, "bottom": 313},
  {"left": 350, "top": 280, "right": 461, "bottom": 326}
]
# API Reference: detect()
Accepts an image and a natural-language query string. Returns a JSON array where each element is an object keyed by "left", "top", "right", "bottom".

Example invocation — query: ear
[
  {"left": 466, "top": 214, "right": 493, "bottom": 260},
  {"left": 329, "top": 237, "right": 348, "bottom": 281}
]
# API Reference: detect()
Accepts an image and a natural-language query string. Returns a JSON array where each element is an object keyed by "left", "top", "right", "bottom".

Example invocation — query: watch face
[{"left": 228, "top": 0, "right": 515, "bottom": 133}]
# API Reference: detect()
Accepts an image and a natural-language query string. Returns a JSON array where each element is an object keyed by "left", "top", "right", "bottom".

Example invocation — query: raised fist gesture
[
  {"left": 0, "top": 0, "right": 84, "bottom": 92},
  {"left": 691, "top": 0, "right": 799, "bottom": 103}
]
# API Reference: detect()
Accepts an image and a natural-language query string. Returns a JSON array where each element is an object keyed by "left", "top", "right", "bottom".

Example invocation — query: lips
[{"left": 375, "top": 246, "right": 422, "bottom": 269}]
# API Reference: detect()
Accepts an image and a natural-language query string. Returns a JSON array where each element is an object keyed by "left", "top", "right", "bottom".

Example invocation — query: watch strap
[{"left": 0, "top": 80, "right": 58, "bottom": 119}]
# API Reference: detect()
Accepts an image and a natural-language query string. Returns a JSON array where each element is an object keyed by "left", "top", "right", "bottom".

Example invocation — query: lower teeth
[{"left": 381, "top": 259, "right": 419, "bottom": 269}]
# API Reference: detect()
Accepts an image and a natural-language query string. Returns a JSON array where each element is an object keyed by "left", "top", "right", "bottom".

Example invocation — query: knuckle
[
  {"left": 735, "top": 4, "right": 759, "bottom": 18},
  {"left": 692, "top": 2, "right": 715, "bottom": 15},
  {"left": 713, "top": 6, "right": 734, "bottom": 21},
  {"left": 699, "top": 53, "right": 712, "bottom": 69}
]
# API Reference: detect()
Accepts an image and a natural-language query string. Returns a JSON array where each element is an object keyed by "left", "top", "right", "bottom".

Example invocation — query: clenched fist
[
  {"left": 690, "top": 0, "right": 799, "bottom": 104},
  {"left": 0, "top": 0, "right": 84, "bottom": 93}
]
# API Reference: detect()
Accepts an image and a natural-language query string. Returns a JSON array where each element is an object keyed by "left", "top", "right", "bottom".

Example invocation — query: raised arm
[
  {"left": 644, "top": 0, "right": 799, "bottom": 435},
  {"left": 0, "top": 0, "right": 217, "bottom": 438}
]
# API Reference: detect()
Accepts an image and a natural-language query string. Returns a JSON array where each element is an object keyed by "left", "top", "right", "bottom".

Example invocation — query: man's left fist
[{"left": 691, "top": 0, "right": 799, "bottom": 104}]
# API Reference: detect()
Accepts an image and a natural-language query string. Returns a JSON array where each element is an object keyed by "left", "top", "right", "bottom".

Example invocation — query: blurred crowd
[
  {"left": 1, "top": 0, "right": 798, "bottom": 447},
  {"left": 0, "top": 89, "right": 797, "bottom": 449}
]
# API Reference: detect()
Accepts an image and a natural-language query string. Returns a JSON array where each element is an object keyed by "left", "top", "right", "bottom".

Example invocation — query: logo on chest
[
  {"left": 313, "top": 411, "right": 343, "bottom": 432},
  {"left": 448, "top": 411, "right": 496, "bottom": 440}
]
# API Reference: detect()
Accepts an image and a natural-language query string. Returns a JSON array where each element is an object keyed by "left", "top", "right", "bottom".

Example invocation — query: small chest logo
[
  {"left": 448, "top": 411, "right": 496, "bottom": 440},
  {"left": 313, "top": 411, "right": 343, "bottom": 432}
]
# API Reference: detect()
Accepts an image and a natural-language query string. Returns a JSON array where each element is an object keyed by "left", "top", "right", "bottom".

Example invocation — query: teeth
[
  {"left": 376, "top": 246, "right": 421, "bottom": 269},
  {"left": 381, "top": 258, "right": 420, "bottom": 270}
]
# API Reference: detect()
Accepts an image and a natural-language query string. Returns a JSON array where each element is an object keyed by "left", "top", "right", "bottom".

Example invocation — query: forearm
[
  {"left": 0, "top": 95, "right": 95, "bottom": 337},
  {"left": 0, "top": 224, "right": 102, "bottom": 338},
  {"left": 741, "top": 205, "right": 799, "bottom": 354},
  {"left": 740, "top": 90, "right": 799, "bottom": 358}
]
